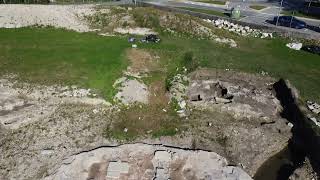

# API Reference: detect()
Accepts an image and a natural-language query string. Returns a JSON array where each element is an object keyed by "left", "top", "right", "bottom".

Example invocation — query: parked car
[
  {"left": 273, "top": 16, "right": 307, "bottom": 29},
  {"left": 301, "top": 45, "right": 320, "bottom": 55}
]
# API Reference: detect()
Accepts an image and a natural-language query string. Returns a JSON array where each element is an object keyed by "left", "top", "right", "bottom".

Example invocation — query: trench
[{"left": 254, "top": 79, "right": 320, "bottom": 180}]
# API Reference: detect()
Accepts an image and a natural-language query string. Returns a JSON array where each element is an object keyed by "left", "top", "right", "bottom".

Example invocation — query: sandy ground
[
  {"left": 0, "top": 76, "right": 110, "bottom": 129},
  {"left": 0, "top": 4, "right": 95, "bottom": 32}
]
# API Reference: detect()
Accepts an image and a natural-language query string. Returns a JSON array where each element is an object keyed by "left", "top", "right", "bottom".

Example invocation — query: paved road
[{"left": 144, "top": 0, "right": 320, "bottom": 36}]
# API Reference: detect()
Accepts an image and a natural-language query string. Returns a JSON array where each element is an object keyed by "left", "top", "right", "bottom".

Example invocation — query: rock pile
[
  {"left": 159, "top": 13, "right": 238, "bottom": 47},
  {"left": 309, "top": 117, "right": 320, "bottom": 127},
  {"left": 169, "top": 68, "right": 189, "bottom": 117},
  {"left": 203, "top": 19, "right": 273, "bottom": 38},
  {"left": 286, "top": 42, "right": 303, "bottom": 50},
  {"left": 307, "top": 101, "right": 320, "bottom": 114}
]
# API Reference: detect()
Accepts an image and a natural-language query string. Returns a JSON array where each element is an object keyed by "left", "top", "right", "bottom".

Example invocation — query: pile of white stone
[
  {"left": 309, "top": 117, "right": 320, "bottom": 127},
  {"left": 286, "top": 42, "right": 303, "bottom": 50},
  {"left": 58, "top": 86, "right": 93, "bottom": 98},
  {"left": 307, "top": 101, "right": 320, "bottom": 115},
  {"left": 169, "top": 67, "right": 189, "bottom": 117},
  {"left": 203, "top": 19, "right": 273, "bottom": 38}
]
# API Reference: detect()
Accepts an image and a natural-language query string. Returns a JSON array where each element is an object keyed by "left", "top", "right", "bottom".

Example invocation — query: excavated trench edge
[{"left": 254, "top": 79, "right": 320, "bottom": 180}]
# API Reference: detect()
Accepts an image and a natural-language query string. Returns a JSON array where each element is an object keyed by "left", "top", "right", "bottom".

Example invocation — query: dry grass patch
[
  {"left": 126, "top": 49, "right": 158, "bottom": 74},
  {"left": 107, "top": 79, "right": 183, "bottom": 140}
]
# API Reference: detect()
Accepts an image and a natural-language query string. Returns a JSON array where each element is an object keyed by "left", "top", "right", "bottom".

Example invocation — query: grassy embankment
[
  {"left": 0, "top": 28, "right": 129, "bottom": 100},
  {"left": 179, "top": 7, "right": 228, "bottom": 17},
  {"left": 193, "top": 0, "right": 226, "bottom": 5},
  {"left": 282, "top": 10, "right": 320, "bottom": 20},
  {"left": 249, "top": 5, "right": 266, "bottom": 10}
]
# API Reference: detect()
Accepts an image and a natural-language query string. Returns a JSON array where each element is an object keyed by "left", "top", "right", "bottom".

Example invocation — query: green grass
[
  {"left": 0, "top": 27, "right": 129, "bottom": 100},
  {"left": 194, "top": 0, "right": 226, "bottom": 5},
  {"left": 148, "top": 36, "right": 320, "bottom": 103},
  {"left": 282, "top": 10, "right": 320, "bottom": 20},
  {"left": 0, "top": 26, "right": 320, "bottom": 139},
  {"left": 249, "top": 5, "right": 266, "bottom": 10},
  {"left": 0, "top": 27, "right": 319, "bottom": 104},
  {"left": 179, "top": 7, "right": 228, "bottom": 17}
]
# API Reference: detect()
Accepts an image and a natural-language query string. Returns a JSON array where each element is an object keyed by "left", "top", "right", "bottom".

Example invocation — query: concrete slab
[{"left": 106, "top": 161, "right": 129, "bottom": 178}]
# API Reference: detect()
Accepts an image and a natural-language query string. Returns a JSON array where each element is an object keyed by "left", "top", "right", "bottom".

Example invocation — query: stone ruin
[
  {"left": 186, "top": 69, "right": 283, "bottom": 120},
  {"left": 189, "top": 81, "right": 233, "bottom": 104}
]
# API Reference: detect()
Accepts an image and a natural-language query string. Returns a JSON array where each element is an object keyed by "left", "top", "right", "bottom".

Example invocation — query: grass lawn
[
  {"left": 0, "top": 27, "right": 319, "bottom": 138},
  {"left": 0, "top": 27, "right": 129, "bottom": 100},
  {"left": 249, "top": 5, "right": 266, "bottom": 10},
  {"left": 179, "top": 7, "right": 228, "bottom": 17},
  {"left": 0, "top": 27, "right": 319, "bottom": 104},
  {"left": 282, "top": 10, "right": 320, "bottom": 20},
  {"left": 194, "top": 0, "right": 226, "bottom": 5}
]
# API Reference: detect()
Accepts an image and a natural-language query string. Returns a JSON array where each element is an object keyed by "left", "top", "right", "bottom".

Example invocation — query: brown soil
[
  {"left": 126, "top": 49, "right": 157, "bottom": 74},
  {"left": 148, "top": 79, "right": 170, "bottom": 106}
]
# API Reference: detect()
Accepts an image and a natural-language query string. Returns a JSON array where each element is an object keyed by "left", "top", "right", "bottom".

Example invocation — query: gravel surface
[{"left": 0, "top": 4, "right": 95, "bottom": 32}]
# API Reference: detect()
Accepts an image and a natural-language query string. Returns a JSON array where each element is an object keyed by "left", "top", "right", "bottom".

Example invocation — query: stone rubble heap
[
  {"left": 286, "top": 42, "right": 303, "bottom": 50},
  {"left": 307, "top": 101, "right": 320, "bottom": 127},
  {"left": 309, "top": 117, "right": 320, "bottom": 127},
  {"left": 169, "top": 67, "right": 189, "bottom": 117},
  {"left": 203, "top": 19, "right": 273, "bottom": 38},
  {"left": 307, "top": 101, "right": 320, "bottom": 115}
]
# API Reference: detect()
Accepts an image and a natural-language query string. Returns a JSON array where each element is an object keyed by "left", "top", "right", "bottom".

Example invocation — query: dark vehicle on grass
[
  {"left": 273, "top": 16, "right": 307, "bottom": 29},
  {"left": 143, "top": 34, "right": 160, "bottom": 43},
  {"left": 301, "top": 45, "right": 320, "bottom": 55}
]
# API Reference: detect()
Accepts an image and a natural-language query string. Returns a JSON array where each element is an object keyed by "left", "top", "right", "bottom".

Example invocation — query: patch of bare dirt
[{"left": 126, "top": 49, "right": 158, "bottom": 75}]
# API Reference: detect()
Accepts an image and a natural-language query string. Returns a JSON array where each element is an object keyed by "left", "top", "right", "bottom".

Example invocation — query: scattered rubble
[
  {"left": 215, "top": 37, "right": 237, "bottom": 48},
  {"left": 0, "top": 77, "right": 110, "bottom": 129},
  {"left": 307, "top": 101, "right": 320, "bottom": 114},
  {"left": 114, "top": 27, "right": 157, "bottom": 35},
  {"left": 204, "top": 19, "right": 273, "bottom": 38},
  {"left": 286, "top": 42, "right": 303, "bottom": 50},
  {"left": 187, "top": 69, "right": 282, "bottom": 120},
  {"left": 309, "top": 117, "right": 320, "bottom": 127},
  {"left": 44, "top": 143, "right": 253, "bottom": 180},
  {"left": 132, "top": 44, "right": 137, "bottom": 48},
  {"left": 168, "top": 69, "right": 189, "bottom": 117}
]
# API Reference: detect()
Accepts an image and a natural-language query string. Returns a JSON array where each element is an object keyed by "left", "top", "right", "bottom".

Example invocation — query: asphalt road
[{"left": 144, "top": 0, "right": 320, "bottom": 36}]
